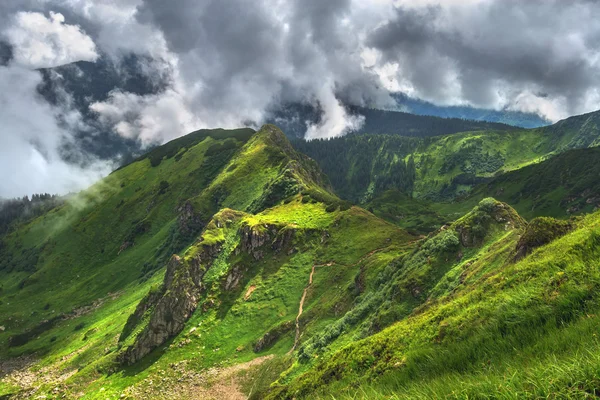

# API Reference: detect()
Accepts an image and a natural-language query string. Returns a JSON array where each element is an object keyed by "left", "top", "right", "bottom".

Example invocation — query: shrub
[
  {"left": 158, "top": 180, "right": 169, "bottom": 194},
  {"left": 515, "top": 217, "right": 573, "bottom": 260}
]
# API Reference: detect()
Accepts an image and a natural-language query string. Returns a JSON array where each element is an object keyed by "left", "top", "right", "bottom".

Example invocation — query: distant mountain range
[
  {"left": 265, "top": 102, "right": 520, "bottom": 139},
  {"left": 391, "top": 92, "right": 551, "bottom": 128}
]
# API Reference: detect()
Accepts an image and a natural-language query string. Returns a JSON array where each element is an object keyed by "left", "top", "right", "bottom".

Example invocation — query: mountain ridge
[
  {"left": 294, "top": 108, "right": 600, "bottom": 204},
  {"left": 3, "top": 117, "right": 600, "bottom": 399}
]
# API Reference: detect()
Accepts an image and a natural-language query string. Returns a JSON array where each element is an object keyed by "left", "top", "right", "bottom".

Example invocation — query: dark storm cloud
[
  {"left": 0, "top": 41, "right": 13, "bottom": 66},
  {"left": 367, "top": 0, "right": 600, "bottom": 118},
  {"left": 137, "top": 0, "right": 285, "bottom": 111},
  {"left": 130, "top": 0, "right": 390, "bottom": 139}
]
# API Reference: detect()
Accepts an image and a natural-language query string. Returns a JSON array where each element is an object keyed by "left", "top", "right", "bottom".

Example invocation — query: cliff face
[
  {"left": 120, "top": 242, "right": 222, "bottom": 365},
  {"left": 120, "top": 211, "right": 303, "bottom": 365},
  {"left": 238, "top": 222, "right": 297, "bottom": 260}
]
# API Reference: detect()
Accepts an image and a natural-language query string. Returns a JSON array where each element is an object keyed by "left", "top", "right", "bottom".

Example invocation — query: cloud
[
  {"left": 366, "top": 0, "right": 600, "bottom": 121},
  {"left": 0, "top": 64, "right": 112, "bottom": 198},
  {"left": 103, "top": 0, "right": 392, "bottom": 141},
  {"left": 5, "top": 11, "right": 98, "bottom": 68},
  {"left": 90, "top": 88, "right": 200, "bottom": 146},
  {"left": 2, "top": 0, "right": 600, "bottom": 197}
]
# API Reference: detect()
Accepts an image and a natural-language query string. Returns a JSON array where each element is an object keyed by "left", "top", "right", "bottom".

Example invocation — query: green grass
[
  {"left": 10, "top": 195, "right": 412, "bottom": 399},
  {"left": 0, "top": 132, "right": 250, "bottom": 355},
  {"left": 267, "top": 202, "right": 600, "bottom": 399},
  {"left": 5, "top": 119, "right": 600, "bottom": 399},
  {"left": 364, "top": 190, "right": 447, "bottom": 234},
  {"left": 293, "top": 109, "right": 600, "bottom": 205}
]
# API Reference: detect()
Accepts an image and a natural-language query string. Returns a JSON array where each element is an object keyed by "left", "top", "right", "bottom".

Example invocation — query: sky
[{"left": 1, "top": 0, "right": 600, "bottom": 197}]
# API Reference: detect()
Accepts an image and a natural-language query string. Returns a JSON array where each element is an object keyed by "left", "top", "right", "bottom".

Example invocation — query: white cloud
[
  {"left": 366, "top": 1, "right": 600, "bottom": 121},
  {"left": 90, "top": 87, "right": 200, "bottom": 146},
  {"left": 0, "top": 65, "right": 112, "bottom": 198},
  {"left": 305, "top": 85, "right": 365, "bottom": 140},
  {"left": 5, "top": 11, "right": 98, "bottom": 68}
]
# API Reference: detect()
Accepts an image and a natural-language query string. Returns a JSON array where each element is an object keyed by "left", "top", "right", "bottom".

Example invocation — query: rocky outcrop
[
  {"left": 119, "top": 210, "right": 247, "bottom": 365},
  {"left": 120, "top": 209, "right": 305, "bottom": 365},
  {"left": 239, "top": 224, "right": 272, "bottom": 260},
  {"left": 120, "top": 243, "right": 222, "bottom": 365},
  {"left": 238, "top": 223, "right": 298, "bottom": 260},
  {"left": 514, "top": 217, "right": 573, "bottom": 261},
  {"left": 119, "top": 285, "right": 164, "bottom": 343},
  {"left": 224, "top": 265, "right": 245, "bottom": 291},
  {"left": 454, "top": 198, "right": 525, "bottom": 248}
]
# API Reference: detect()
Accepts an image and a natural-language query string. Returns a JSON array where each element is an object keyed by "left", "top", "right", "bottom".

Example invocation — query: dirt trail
[
  {"left": 244, "top": 285, "right": 257, "bottom": 300},
  {"left": 289, "top": 265, "right": 315, "bottom": 353},
  {"left": 288, "top": 247, "right": 391, "bottom": 353},
  {"left": 188, "top": 355, "right": 274, "bottom": 400},
  {"left": 123, "top": 355, "right": 274, "bottom": 400}
]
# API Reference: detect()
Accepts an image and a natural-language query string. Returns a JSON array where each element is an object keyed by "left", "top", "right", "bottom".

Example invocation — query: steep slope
[
  {"left": 0, "top": 125, "right": 326, "bottom": 365},
  {"left": 0, "top": 128, "right": 251, "bottom": 353},
  {"left": 469, "top": 146, "right": 600, "bottom": 219},
  {"left": 266, "top": 199, "right": 600, "bottom": 399},
  {"left": 425, "top": 146, "right": 600, "bottom": 227},
  {"left": 0, "top": 125, "right": 416, "bottom": 399}
]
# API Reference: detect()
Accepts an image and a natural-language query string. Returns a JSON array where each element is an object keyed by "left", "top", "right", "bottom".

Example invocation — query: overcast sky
[{"left": 1, "top": 0, "right": 600, "bottom": 197}]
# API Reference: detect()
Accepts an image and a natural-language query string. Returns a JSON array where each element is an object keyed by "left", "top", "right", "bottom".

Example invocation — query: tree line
[{"left": 0, "top": 194, "right": 64, "bottom": 234}]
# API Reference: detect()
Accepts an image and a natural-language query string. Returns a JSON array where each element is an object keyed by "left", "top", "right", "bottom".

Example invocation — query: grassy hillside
[
  {"left": 0, "top": 128, "right": 256, "bottom": 354},
  {"left": 0, "top": 125, "right": 415, "bottom": 398},
  {"left": 294, "top": 109, "right": 600, "bottom": 204},
  {"left": 4, "top": 120, "right": 600, "bottom": 399},
  {"left": 422, "top": 146, "right": 600, "bottom": 230},
  {"left": 468, "top": 147, "right": 600, "bottom": 219},
  {"left": 267, "top": 199, "right": 600, "bottom": 399}
]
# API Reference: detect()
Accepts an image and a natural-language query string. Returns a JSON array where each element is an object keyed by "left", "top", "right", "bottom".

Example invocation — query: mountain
[
  {"left": 265, "top": 102, "right": 517, "bottom": 139},
  {"left": 3, "top": 121, "right": 600, "bottom": 399},
  {"left": 294, "top": 109, "right": 600, "bottom": 206},
  {"left": 0, "top": 125, "right": 414, "bottom": 398},
  {"left": 392, "top": 92, "right": 551, "bottom": 128},
  {"left": 347, "top": 105, "right": 518, "bottom": 137}
]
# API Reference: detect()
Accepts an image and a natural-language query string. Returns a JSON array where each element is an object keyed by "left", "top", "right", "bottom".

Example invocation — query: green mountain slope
[
  {"left": 469, "top": 146, "right": 600, "bottom": 219},
  {"left": 422, "top": 145, "right": 600, "bottom": 230},
  {"left": 294, "top": 109, "right": 600, "bottom": 204},
  {"left": 4, "top": 120, "right": 600, "bottom": 400},
  {"left": 0, "top": 128, "right": 255, "bottom": 352},
  {"left": 0, "top": 125, "right": 414, "bottom": 398},
  {"left": 0, "top": 126, "right": 330, "bottom": 374},
  {"left": 268, "top": 199, "right": 600, "bottom": 399}
]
